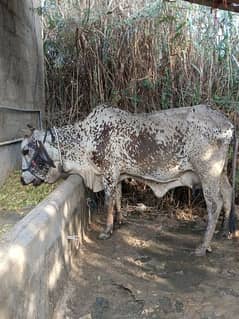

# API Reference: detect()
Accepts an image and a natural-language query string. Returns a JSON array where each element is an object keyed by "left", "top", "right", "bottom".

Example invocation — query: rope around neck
[{"left": 53, "top": 127, "right": 63, "bottom": 166}]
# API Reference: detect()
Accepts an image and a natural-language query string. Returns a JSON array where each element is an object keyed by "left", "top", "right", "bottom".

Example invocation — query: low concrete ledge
[{"left": 0, "top": 175, "right": 87, "bottom": 319}]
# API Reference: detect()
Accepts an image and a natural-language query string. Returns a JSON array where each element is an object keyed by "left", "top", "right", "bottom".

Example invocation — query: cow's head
[{"left": 20, "top": 126, "right": 62, "bottom": 186}]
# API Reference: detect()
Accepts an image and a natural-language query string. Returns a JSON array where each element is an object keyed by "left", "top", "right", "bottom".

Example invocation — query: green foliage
[{"left": 141, "top": 79, "right": 154, "bottom": 90}]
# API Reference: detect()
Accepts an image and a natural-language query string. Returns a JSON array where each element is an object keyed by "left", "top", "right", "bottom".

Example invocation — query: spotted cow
[{"left": 20, "top": 104, "right": 235, "bottom": 256}]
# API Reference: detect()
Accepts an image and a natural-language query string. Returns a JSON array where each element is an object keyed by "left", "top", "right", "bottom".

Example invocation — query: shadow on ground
[{"left": 53, "top": 209, "right": 239, "bottom": 319}]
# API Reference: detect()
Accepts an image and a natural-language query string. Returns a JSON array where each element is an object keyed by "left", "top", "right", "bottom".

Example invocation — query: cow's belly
[
  {"left": 120, "top": 170, "right": 200, "bottom": 199},
  {"left": 121, "top": 158, "right": 193, "bottom": 183}
]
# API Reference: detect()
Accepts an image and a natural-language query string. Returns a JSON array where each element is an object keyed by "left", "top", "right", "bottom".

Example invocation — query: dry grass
[{"left": 42, "top": 0, "right": 239, "bottom": 126}]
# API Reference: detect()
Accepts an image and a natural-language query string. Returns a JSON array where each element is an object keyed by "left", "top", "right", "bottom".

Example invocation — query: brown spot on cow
[{"left": 91, "top": 123, "right": 112, "bottom": 168}]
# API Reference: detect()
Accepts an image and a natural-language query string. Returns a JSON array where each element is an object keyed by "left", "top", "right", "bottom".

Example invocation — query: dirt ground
[{"left": 53, "top": 203, "right": 239, "bottom": 319}]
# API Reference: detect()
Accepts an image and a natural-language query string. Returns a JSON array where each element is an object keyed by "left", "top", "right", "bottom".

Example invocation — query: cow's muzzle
[
  {"left": 20, "top": 177, "right": 27, "bottom": 185},
  {"left": 33, "top": 178, "right": 43, "bottom": 186},
  {"left": 20, "top": 176, "right": 42, "bottom": 186}
]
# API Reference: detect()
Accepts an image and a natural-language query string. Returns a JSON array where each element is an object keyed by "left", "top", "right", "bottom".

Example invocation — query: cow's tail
[{"left": 229, "top": 129, "right": 239, "bottom": 234}]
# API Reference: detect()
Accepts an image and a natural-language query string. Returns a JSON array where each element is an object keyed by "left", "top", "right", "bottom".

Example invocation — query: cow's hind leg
[
  {"left": 220, "top": 173, "right": 232, "bottom": 236},
  {"left": 114, "top": 183, "right": 125, "bottom": 227},
  {"left": 195, "top": 179, "right": 223, "bottom": 256}
]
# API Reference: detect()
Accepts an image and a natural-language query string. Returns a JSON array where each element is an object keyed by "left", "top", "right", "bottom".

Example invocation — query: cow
[{"left": 20, "top": 104, "right": 236, "bottom": 256}]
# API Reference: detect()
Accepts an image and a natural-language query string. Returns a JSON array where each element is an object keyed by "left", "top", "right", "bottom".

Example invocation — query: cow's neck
[
  {"left": 55, "top": 124, "right": 78, "bottom": 148},
  {"left": 38, "top": 124, "right": 85, "bottom": 173},
  {"left": 53, "top": 124, "right": 85, "bottom": 171}
]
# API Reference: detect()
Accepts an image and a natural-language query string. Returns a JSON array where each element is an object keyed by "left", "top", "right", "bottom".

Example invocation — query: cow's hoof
[
  {"left": 206, "top": 245, "right": 212, "bottom": 253},
  {"left": 222, "top": 231, "right": 228, "bottom": 238},
  {"left": 98, "top": 232, "right": 111, "bottom": 240},
  {"left": 220, "top": 228, "right": 229, "bottom": 238},
  {"left": 195, "top": 245, "right": 212, "bottom": 256},
  {"left": 227, "top": 232, "right": 233, "bottom": 240}
]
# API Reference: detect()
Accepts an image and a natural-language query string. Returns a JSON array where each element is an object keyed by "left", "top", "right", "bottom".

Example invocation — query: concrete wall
[
  {"left": 0, "top": 0, "right": 44, "bottom": 184},
  {"left": 0, "top": 142, "right": 22, "bottom": 182},
  {"left": 0, "top": 175, "right": 88, "bottom": 319}
]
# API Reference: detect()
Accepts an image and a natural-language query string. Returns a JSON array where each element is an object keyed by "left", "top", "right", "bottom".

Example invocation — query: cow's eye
[{"left": 22, "top": 149, "right": 29, "bottom": 156}]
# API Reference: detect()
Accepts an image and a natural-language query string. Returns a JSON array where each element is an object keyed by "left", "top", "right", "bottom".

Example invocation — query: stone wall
[
  {"left": 0, "top": 0, "right": 44, "bottom": 184},
  {"left": 0, "top": 175, "right": 87, "bottom": 319}
]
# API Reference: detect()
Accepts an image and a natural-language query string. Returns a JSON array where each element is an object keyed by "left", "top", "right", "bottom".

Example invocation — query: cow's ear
[
  {"left": 21, "top": 125, "right": 35, "bottom": 138},
  {"left": 27, "top": 124, "right": 35, "bottom": 132}
]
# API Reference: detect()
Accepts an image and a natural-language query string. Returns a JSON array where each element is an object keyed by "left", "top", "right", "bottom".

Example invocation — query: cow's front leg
[
  {"left": 195, "top": 181, "right": 223, "bottom": 256},
  {"left": 99, "top": 195, "right": 115, "bottom": 239},
  {"left": 99, "top": 178, "right": 118, "bottom": 240}
]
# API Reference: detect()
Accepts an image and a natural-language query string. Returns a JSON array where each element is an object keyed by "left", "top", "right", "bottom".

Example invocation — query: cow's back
[
  {"left": 77, "top": 105, "right": 233, "bottom": 174},
  {"left": 81, "top": 104, "right": 233, "bottom": 136}
]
